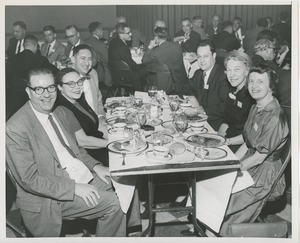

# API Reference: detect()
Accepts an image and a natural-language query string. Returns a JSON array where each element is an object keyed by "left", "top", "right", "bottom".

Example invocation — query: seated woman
[
  {"left": 218, "top": 51, "right": 255, "bottom": 152},
  {"left": 55, "top": 67, "right": 109, "bottom": 166},
  {"left": 219, "top": 62, "right": 289, "bottom": 236}
]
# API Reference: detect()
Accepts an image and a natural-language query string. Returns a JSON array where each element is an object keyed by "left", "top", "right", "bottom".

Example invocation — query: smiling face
[
  {"left": 71, "top": 49, "right": 92, "bottom": 75},
  {"left": 26, "top": 73, "right": 57, "bottom": 114},
  {"left": 197, "top": 45, "right": 216, "bottom": 71},
  {"left": 58, "top": 71, "right": 83, "bottom": 102},
  {"left": 248, "top": 72, "right": 271, "bottom": 102},
  {"left": 226, "top": 59, "right": 249, "bottom": 89}
]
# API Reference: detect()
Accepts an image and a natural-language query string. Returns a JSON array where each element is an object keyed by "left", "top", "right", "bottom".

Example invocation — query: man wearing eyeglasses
[
  {"left": 65, "top": 25, "right": 86, "bottom": 59},
  {"left": 6, "top": 67, "right": 126, "bottom": 237},
  {"left": 108, "top": 23, "right": 148, "bottom": 91},
  {"left": 174, "top": 18, "right": 201, "bottom": 53}
]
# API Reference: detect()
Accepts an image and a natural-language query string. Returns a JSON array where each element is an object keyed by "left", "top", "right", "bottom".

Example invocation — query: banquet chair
[
  {"left": 109, "top": 60, "right": 136, "bottom": 97},
  {"left": 146, "top": 62, "right": 174, "bottom": 94},
  {"left": 6, "top": 166, "right": 92, "bottom": 237}
]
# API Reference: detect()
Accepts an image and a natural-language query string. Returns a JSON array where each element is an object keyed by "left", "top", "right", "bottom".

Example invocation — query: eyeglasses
[
  {"left": 123, "top": 31, "right": 131, "bottom": 35},
  {"left": 65, "top": 32, "right": 78, "bottom": 39},
  {"left": 27, "top": 85, "right": 57, "bottom": 95},
  {"left": 61, "top": 78, "right": 85, "bottom": 88}
]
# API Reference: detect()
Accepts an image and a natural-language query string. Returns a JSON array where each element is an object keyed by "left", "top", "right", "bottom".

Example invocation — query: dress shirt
[
  {"left": 80, "top": 74, "right": 95, "bottom": 112},
  {"left": 47, "top": 39, "right": 56, "bottom": 55},
  {"left": 69, "top": 40, "right": 81, "bottom": 58},
  {"left": 15, "top": 39, "right": 24, "bottom": 54},
  {"left": 203, "top": 65, "right": 213, "bottom": 88},
  {"left": 30, "top": 102, "right": 93, "bottom": 184}
]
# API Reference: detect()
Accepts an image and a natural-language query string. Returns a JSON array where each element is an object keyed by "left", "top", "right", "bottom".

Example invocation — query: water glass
[
  {"left": 136, "top": 112, "right": 147, "bottom": 128},
  {"left": 148, "top": 86, "right": 157, "bottom": 100},
  {"left": 174, "top": 114, "right": 188, "bottom": 137}
]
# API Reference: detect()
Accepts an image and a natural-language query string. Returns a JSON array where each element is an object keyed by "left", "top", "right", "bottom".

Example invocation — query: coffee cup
[
  {"left": 114, "top": 106, "right": 127, "bottom": 115},
  {"left": 112, "top": 122, "right": 126, "bottom": 132},
  {"left": 153, "top": 146, "right": 169, "bottom": 158},
  {"left": 190, "top": 122, "right": 204, "bottom": 132}
]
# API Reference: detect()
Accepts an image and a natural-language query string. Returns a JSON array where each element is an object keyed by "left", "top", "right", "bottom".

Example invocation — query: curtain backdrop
[{"left": 116, "top": 5, "right": 291, "bottom": 40}]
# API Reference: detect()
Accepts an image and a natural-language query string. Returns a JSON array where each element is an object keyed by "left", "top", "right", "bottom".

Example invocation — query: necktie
[
  {"left": 46, "top": 45, "right": 51, "bottom": 56},
  {"left": 48, "top": 114, "right": 77, "bottom": 158},
  {"left": 16, "top": 40, "right": 21, "bottom": 54},
  {"left": 203, "top": 71, "right": 206, "bottom": 80},
  {"left": 235, "top": 32, "right": 240, "bottom": 41}
]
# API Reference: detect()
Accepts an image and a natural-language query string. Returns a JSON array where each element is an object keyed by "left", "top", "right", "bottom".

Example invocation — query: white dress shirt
[{"left": 15, "top": 39, "right": 24, "bottom": 54}]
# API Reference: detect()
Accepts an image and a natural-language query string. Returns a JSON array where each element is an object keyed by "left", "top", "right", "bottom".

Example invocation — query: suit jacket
[
  {"left": 108, "top": 37, "right": 141, "bottom": 71},
  {"left": 41, "top": 40, "right": 66, "bottom": 63},
  {"left": 85, "top": 35, "right": 112, "bottom": 86},
  {"left": 206, "top": 25, "right": 222, "bottom": 40},
  {"left": 174, "top": 30, "right": 201, "bottom": 53},
  {"left": 142, "top": 40, "right": 187, "bottom": 94},
  {"left": 243, "top": 26, "right": 265, "bottom": 54},
  {"left": 65, "top": 39, "right": 86, "bottom": 58},
  {"left": 6, "top": 37, "right": 20, "bottom": 58},
  {"left": 85, "top": 69, "right": 105, "bottom": 116},
  {"left": 272, "top": 22, "right": 291, "bottom": 46},
  {"left": 188, "top": 62, "right": 229, "bottom": 130},
  {"left": 212, "top": 31, "right": 240, "bottom": 52},
  {"left": 6, "top": 102, "right": 99, "bottom": 236}
]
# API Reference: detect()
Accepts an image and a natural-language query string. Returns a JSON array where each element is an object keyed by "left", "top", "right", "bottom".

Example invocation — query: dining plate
[
  {"left": 185, "top": 127, "right": 208, "bottom": 134},
  {"left": 146, "top": 150, "right": 173, "bottom": 163},
  {"left": 194, "top": 147, "right": 228, "bottom": 160},
  {"left": 186, "top": 114, "right": 208, "bottom": 122},
  {"left": 106, "top": 115, "right": 136, "bottom": 126},
  {"left": 186, "top": 133, "right": 226, "bottom": 147},
  {"left": 145, "top": 134, "right": 174, "bottom": 145},
  {"left": 104, "top": 100, "right": 122, "bottom": 109},
  {"left": 107, "top": 140, "right": 148, "bottom": 154},
  {"left": 147, "top": 118, "right": 163, "bottom": 126}
]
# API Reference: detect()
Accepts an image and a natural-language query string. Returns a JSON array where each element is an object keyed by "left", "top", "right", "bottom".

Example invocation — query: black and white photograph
[{"left": 2, "top": 0, "right": 299, "bottom": 242}]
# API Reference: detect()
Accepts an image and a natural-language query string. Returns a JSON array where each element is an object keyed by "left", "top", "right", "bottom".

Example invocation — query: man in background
[
  {"left": 232, "top": 17, "right": 247, "bottom": 49},
  {"left": 206, "top": 14, "right": 222, "bottom": 40},
  {"left": 6, "top": 21, "right": 27, "bottom": 59},
  {"left": 65, "top": 25, "right": 86, "bottom": 59}
]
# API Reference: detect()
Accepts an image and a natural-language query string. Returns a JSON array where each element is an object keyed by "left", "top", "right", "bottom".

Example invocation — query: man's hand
[
  {"left": 185, "top": 96, "right": 205, "bottom": 114},
  {"left": 93, "top": 164, "right": 110, "bottom": 185},
  {"left": 148, "top": 39, "right": 158, "bottom": 50},
  {"left": 75, "top": 183, "right": 100, "bottom": 207},
  {"left": 218, "top": 123, "right": 229, "bottom": 137}
]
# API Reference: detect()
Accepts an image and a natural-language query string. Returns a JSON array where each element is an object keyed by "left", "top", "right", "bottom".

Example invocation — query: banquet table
[{"left": 106, "top": 94, "right": 241, "bottom": 236}]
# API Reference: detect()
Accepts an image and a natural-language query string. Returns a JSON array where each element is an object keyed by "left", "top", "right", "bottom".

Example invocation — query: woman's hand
[{"left": 218, "top": 123, "right": 229, "bottom": 137}]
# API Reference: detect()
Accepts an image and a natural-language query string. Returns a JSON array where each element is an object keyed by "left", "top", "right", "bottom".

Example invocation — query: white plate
[
  {"left": 185, "top": 127, "right": 208, "bottom": 134},
  {"left": 146, "top": 150, "right": 173, "bottom": 163},
  {"left": 107, "top": 140, "right": 148, "bottom": 154},
  {"left": 145, "top": 134, "right": 174, "bottom": 145},
  {"left": 186, "top": 133, "right": 226, "bottom": 147}
]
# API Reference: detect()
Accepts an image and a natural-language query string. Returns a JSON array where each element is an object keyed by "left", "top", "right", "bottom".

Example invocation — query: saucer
[
  {"left": 146, "top": 150, "right": 173, "bottom": 162},
  {"left": 185, "top": 127, "right": 208, "bottom": 134}
]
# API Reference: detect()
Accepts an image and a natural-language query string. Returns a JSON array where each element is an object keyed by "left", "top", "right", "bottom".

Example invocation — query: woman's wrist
[{"left": 225, "top": 138, "right": 231, "bottom": 146}]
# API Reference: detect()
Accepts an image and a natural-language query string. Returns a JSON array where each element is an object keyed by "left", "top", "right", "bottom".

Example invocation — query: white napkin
[{"left": 231, "top": 170, "right": 254, "bottom": 193}]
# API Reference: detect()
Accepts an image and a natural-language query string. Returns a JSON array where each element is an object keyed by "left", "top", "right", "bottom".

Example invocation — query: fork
[{"left": 122, "top": 153, "right": 126, "bottom": 166}]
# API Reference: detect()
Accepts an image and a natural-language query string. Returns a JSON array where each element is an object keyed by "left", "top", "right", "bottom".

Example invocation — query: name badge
[
  {"left": 229, "top": 93, "right": 236, "bottom": 100},
  {"left": 253, "top": 123, "right": 258, "bottom": 131},
  {"left": 204, "top": 84, "right": 209, "bottom": 90},
  {"left": 237, "top": 101, "right": 243, "bottom": 108}
]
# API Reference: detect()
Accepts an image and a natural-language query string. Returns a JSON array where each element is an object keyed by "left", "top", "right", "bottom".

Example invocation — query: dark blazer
[
  {"left": 142, "top": 40, "right": 187, "bottom": 94},
  {"left": 41, "top": 40, "right": 66, "bottom": 63},
  {"left": 206, "top": 24, "right": 222, "bottom": 40},
  {"left": 212, "top": 31, "right": 240, "bottom": 52},
  {"left": 188, "top": 62, "right": 229, "bottom": 130},
  {"left": 243, "top": 26, "right": 265, "bottom": 56},
  {"left": 6, "top": 102, "right": 99, "bottom": 236},
  {"left": 6, "top": 37, "right": 19, "bottom": 58},
  {"left": 108, "top": 37, "right": 141, "bottom": 71},
  {"left": 272, "top": 22, "right": 291, "bottom": 46},
  {"left": 174, "top": 30, "right": 201, "bottom": 53},
  {"left": 85, "top": 35, "right": 112, "bottom": 86}
]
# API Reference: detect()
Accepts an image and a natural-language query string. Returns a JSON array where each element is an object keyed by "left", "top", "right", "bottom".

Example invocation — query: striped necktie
[{"left": 46, "top": 45, "right": 51, "bottom": 56}]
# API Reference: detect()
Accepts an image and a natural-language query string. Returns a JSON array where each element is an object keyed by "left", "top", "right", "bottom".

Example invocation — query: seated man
[
  {"left": 6, "top": 67, "right": 126, "bottom": 237},
  {"left": 184, "top": 41, "right": 230, "bottom": 130},
  {"left": 174, "top": 18, "right": 201, "bottom": 53},
  {"left": 108, "top": 23, "right": 147, "bottom": 91},
  {"left": 142, "top": 27, "right": 187, "bottom": 94},
  {"left": 192, "top": 16, "right": 208, "bottom": 40},
  {"left": 65, "top": 25, "right": 86, "bottom": 59},
  {"left": 6, "top": 20, "right": 27, "bottom": 59},
  {"left": 206, "top": 14, "right": 222, "bottom": 40},
  {"left": 41, "top": 25, "right": 66, "bottom": 64}
]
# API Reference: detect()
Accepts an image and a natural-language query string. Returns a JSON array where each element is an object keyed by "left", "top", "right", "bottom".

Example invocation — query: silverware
[{"left": 122, "top": 153, "right": 126, "bottom": 166}]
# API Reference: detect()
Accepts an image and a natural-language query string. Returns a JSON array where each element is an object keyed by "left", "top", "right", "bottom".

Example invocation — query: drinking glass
[
  {"left": 151, "top": 131, "right": 164, "bottom": 146},
  {"left": 148, "top": 85, "right": 157, "bottom": 101},
  {"left": 134, "top": 97, "right": 143, "bottom": 109},
  {"left": 174, "top": 114, "right": 188, "bottom": 138},
  {"left": 136, "top": 112, "right": 147, "bottom": 128},
  {"left": 169, "top": 99, "right": 179, "bottom": 116}
]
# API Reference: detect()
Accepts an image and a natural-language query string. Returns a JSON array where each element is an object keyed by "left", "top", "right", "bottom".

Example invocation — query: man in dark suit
[
  {"left": 108, "top": 23, "right": 147, "bottom": 91},
  {"left": 85, "top": 21, "right": 112, "bottom": 87},
  {"left": 272, "top": 11, "right": 291, "bottom": 47},
  {"left": 6, "top": 21, "right": 27, "bottom": 59},
  {"left": 185, "top": 41, "right": 229, "bottom": 130},
  {"left": 6, "top": 67, "right": 126, "bottom": 237},
  {"left": 142, "top": 27, "right": 187, "bottom": 94},
  {"left": 206, "top": 14, "right": 222, "bottom": 40},
  {"left": 65, "top": 25, "right": 86, "bottom": 59},
  {"left": 232, "top": 17, "right": 247, "bottom": 48},
  {"left": 174, "top": 18, "right": 201, "bottom": 53},
  {"left": 41, "top": 25, "right": 66, "bottom": 64},
  {"left": 6, "top": 35, "right": 58, "bottom": 118}
]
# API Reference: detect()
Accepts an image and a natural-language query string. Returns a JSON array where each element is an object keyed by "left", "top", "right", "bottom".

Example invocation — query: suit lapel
[
  {"left": 25, "top": 103, "right": 60, "bottom": 164},
  {"left": 206, "top": 63, "right": 217, "bottom": 86}
]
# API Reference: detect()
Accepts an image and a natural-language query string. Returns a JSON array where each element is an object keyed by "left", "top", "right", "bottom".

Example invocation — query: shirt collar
[
  {"left": 29, "top": 101, "right": 51, "bottom": 124},
  {"left": 93, "top": 34, "right": 99, "bottom": 39}
]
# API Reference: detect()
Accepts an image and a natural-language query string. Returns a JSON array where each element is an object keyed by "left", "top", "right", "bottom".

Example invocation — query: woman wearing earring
[
  {"left": 55, "top": 67, "right": 109, "bottom": 166},
  {"left": 218, "top": 51, "right": 255, "bottom": 152},
  {"left": 219, "top": 62, "right": 289, "bottom": 236}
]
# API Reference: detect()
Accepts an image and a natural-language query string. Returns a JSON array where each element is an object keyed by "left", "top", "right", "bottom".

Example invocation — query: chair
[
  {"left": 146, "top": 62, "right": 174, "bottom": 94},
  {"left": 109, "top": 60, "right": 136, "bottom": 97},
  {"left": 6, "top": 166, "right": 91, "bottom": 237}
]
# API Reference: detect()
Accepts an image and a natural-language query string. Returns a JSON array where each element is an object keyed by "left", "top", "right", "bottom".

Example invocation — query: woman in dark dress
[
  {"left": 218, "top": 51, "right": 255, "bottom": 152},
  {"left": 219, "top": 62, "right": 289, "bottom": 236},
  {"left": 55, "top": 68, "right": 109, "bottom": 166}
]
